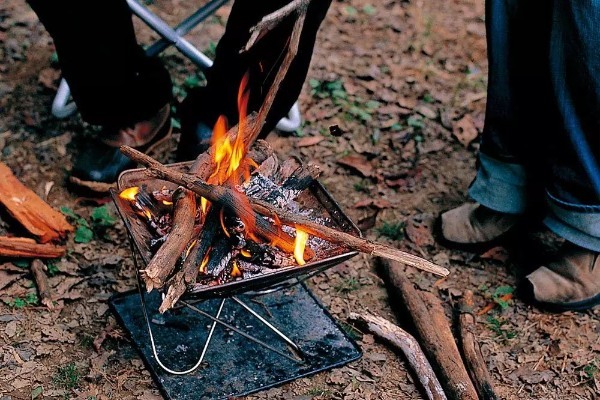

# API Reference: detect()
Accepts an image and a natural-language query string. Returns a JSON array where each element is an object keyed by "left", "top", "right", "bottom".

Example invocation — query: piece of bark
[
  {"left": 31, "top": 259, "right": 54, "bottom": 309},
  {"left": 243, "top": 0, "right": 311, "bottom": 52},
  {"left": 0, "top": 162, "right": 73, "bottom": 243},
  {"left": 244, "top": 3, "right": 307, "bottom": 144},
  {"left": 380, "top": 259, "right": 477, "bottom": 400},
  {"left": 0, "top": 236, "right": 66, "bottom": 258},
  {"left": 349, "top": 312, "right": 447, "bottom": 400},
  {"left": 141, "top": 188, "right": 196, "bottom": 291},
  {"left": 458, "top": 290, "right": 499, "bottom": 400}
]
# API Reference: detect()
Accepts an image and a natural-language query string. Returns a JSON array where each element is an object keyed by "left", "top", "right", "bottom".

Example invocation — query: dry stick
[
  {"left": 380, "top": 259, "right": 477, "bottom": 400},
  {"left": 0, "top": 236, "right": 66, "bottom": 258},
  {"left": 349, "top": 312, "right": 447, "bottom": 400},
  {"left": 458, "top": 290, "right": 499, "bottom": 400},
  {"left": 252, "top": 200, "right": 448, "bottom": 276},
  {"left": 122, "top": 146, "right": 447, "bottom": 277},
  {"left": 141, "top": 188, "right": 197, "bottom": 291},
  {"left": 122, "top": 146, "right": 314, "bottom": 261},
  {"left": 31, "top": 259, "right": 54, "bottom": 309}
]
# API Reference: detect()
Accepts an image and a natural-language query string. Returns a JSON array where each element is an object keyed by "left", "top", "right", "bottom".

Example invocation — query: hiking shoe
[
  {"left": 440, "top": 202, "right": 519, "bottom": 245},
  {"left": 519, "top": 243, "right": 600, "bottom": 311},
  {"left": 70, "top": 104, "right": 172, "bottom": 192}
]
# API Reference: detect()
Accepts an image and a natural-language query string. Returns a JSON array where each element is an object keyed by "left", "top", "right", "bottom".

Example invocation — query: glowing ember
[
  {"left": 119, "top": 186, "right": 139, "bottom": 201},
  {"left": 240, "top": 249, "right": 252, "bottom": 258},
  {"left": 293, "top": 227, "right": 309, "bottom": 266}
]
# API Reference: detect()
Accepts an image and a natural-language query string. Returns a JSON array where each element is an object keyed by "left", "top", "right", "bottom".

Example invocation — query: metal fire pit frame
[{"left": 109, "top": 160, "right": 363, "bottom": 396}]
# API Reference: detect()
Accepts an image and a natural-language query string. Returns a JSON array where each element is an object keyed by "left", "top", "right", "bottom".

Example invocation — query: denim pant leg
[
  {"left": 469, "top": 0, "right": 553, "bottom": 214},
  {"left": 543, "top": 0, "right": 600, "bottom": 252}
]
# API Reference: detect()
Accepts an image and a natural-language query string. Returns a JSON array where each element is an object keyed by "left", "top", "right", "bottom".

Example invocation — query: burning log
[
  {"left": 349, "top": 312, "right": 447, "bottom": 400},
  {"left": 458, "top": 290, "right": 499, "bottom": 400},
  {"left": 122, "top": 146, "right": 314, "bottom": 261},
  {"left": 0, "top": 236, "right": 66, "bottom": 258},
  {"left": 121, "top": 146, "right": 448, "bottom": 277},
  {"left": 0, "top": 162, "right": 73, "bottom": 243},
  {"left": 380, "top": 259, "right": 477, "bottom": 400},
  {"left": 31, "top": 259, "right": 54, "bottom": 309},
  {"left": 141, "top": 188, "right": 197, "bottom": 291}
]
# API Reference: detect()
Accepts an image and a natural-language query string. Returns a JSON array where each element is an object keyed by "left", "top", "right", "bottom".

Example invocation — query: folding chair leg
[
  {"left": 51, "top": 79, "right": 77, "bottom": 119},
  {"left": 276, "top": 102, "right": 302, "bottom": 133}
]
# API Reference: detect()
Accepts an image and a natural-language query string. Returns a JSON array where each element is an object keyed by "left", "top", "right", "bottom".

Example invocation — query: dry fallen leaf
[
  {"left": 452, "top": 114, "right": 479, "bottom": 147},
  {"left": 337, "top": 155, "right": 374, "bottom": 177},
  {"left": 37, "top": 68, "right": 60, "bottom": 90},
  {"left": 357, "top": 210, "right": 379, "bottom": 231},
  {"left": 353, "top": 198, "right": 393, "bottom": 209},
  {"left": 296, "top": 135, "right": 325, "bottom": 147},
  {"left": 480, "top": 246, "right": 510, "bottom": 263},
  {"left": 405, "top": 213, "right": 435, "bottom": 247}
]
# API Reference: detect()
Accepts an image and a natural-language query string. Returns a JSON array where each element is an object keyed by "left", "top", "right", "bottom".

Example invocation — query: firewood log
[
  {"left": 458, "top": 290, "right": 499, "bottom": 400},
  {"left": 0, "top": 236, "right": 66, "bottom": 258},
  {"left": 380, "top": 259, "right": 477, "bottom": 400},
  {"left": 0, "top": 162, "right": 73, "bottom": 243}
]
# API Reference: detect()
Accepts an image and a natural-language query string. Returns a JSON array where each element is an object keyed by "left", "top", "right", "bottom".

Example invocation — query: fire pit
[
  {"left": 111, "top": 158, "right": 361, "bottom": 300},
  {"left": 108, "top": 155, "right": 363, "bottom": 399}
]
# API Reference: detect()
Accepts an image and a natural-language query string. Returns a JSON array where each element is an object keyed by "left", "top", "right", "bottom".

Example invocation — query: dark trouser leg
[
  {"left": 468, "top": 0, "right": 554, "bottom": 214},
  {"left": 26, "top": 0, "right": 172, "bottom": 127},
  {"left": 543, "top": 0, "right": 600, "bottom": 251},
  {"left": 180, "top": 0, "right": 332, "bottom": 139}
]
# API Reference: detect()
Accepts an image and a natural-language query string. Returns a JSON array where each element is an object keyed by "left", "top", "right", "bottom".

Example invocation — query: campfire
[{"left": 113, "top": 73, "right": 448, "bottom": 313}]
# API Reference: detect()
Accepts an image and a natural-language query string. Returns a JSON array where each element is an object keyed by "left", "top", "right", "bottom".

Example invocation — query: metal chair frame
[{"left": 51, "top": 0, "right": 301, "bottom": 132}]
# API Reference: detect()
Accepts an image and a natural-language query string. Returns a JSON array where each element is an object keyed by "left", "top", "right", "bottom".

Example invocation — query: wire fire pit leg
[
  {"left": 179, "top": 300, "right": 304, "bottom": 363},
  {"left": 130, "top": 238, "right": 225, "bottom": 375},
  {"left": 231, "top": 296, "right": 303, "bottom": 356}
]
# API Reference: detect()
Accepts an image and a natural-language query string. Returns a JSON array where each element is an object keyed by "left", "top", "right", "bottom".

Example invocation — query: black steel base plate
[{"left": 109, "top": 285, "right": 362, "bottom": 400}]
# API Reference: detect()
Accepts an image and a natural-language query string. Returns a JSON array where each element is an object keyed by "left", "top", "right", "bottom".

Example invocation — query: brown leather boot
[
  {"left": 520, "top": 243, "right": 600, "bottom": 311},
  {"left": 70, "top": 104, "right": 172, "bottom": 192},
  {"left": 440, "top": 203, "right": 519, "bottom": 245}
]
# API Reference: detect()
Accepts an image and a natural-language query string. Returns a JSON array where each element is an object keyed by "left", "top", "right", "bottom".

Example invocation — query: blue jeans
[{"left": 469, "top": 0, "right": 600, "bottom": 251}]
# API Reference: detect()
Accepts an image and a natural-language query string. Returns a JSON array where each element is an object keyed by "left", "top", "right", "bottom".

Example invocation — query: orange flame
[
  {"left": 184, "top": 240, "right": 197, "bottom": 259},
  {"left": 208, "top": 73, "right": 250, "bottom": 187},
  {"left": 293, "top": 227, "right": 309, "bottom": 266},
  {"left": 199, "top": 252, "right": 210, "bottom": 274},
  {"left": 200, "top": 197, "right": 209, "bottom": 215},
  {"left": 208, "top": 73, "right": 256, "bottom": 236},
  {"left": 119, "top": 187, "right": 139, "bottom": 201},
  {"left": 231, "top": 261, "right": 242, "bottom": 278}
]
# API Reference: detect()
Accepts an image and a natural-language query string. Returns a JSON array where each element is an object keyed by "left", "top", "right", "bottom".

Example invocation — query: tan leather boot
[
  {"left": 521, "top": 243, "right": 600, "bottom": 311},
  {"left": 440, "top": 203, "right": 519, "bottom": 244},
  {"left": 70, "top": 104, "right": 172, "bottom": 192}
]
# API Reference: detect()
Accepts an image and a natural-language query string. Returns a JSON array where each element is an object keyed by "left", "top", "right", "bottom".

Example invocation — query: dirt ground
[{"left": 1, "top": 0, "right": 600, "bottom": 399}]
